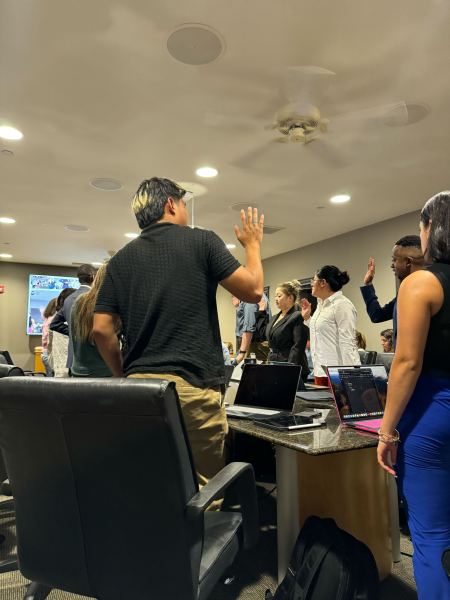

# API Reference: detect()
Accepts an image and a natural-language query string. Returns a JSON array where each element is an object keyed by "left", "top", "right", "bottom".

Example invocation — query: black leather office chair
[
  {"left": 0, "top": 377, "right": 258, "bottom": 600},
  {"left": 358, "top": 349, "right": 378, "bottom": 365},
  {"left": 0, "top": 364, "right": 25, "bottom": 377},
  {"left": 0, "top": 364, "right": 20, "bottom": 575}
]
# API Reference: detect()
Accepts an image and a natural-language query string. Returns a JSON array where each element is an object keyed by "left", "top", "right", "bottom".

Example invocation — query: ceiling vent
[
  {"left": 230, "top": 202, "right": 259, "bottom": 212},
  {"left": 90, "top": 178, "right": 123, "bottom": 191},
  {"left": 167, "top": 24, "right": 225, "bottom": 65},
  {"left": 263, "top": 226, "right": 285, "bottom": 235},
  {"left": 65, "top": 224, "right": 89, "bottom": 232}
]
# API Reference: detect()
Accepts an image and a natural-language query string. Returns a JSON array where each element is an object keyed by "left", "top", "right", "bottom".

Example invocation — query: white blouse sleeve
[{"left": 334, "top": 300, "right": 361, "bottom": 365}]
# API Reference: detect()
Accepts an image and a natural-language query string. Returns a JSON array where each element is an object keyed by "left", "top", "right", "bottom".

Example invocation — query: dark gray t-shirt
[{"left": 95, "top": 222, "right": 240, "bottom": 388}]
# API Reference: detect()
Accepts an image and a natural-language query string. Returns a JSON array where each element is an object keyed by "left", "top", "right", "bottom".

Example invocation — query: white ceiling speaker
[
  {"left": 167, "top": 24, "right": 225, "bottom": 65},
  {"left": 89, "top": 178, "right": 123, "bottom": 191}
]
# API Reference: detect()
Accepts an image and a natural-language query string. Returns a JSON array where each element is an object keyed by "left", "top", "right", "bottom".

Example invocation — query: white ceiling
[{"left": 0, "top": 0, "right": 449, "bottom": 267}]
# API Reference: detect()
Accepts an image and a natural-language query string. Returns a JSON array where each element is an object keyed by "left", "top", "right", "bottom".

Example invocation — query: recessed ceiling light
[
  {"left": 226, "top": 244, "right": 236, "bottom": 250},
  {"left": 125, "top": 232, "right": 139, "bottom": 239},
  {"left": 0, "top": 253, "right": 13, "bottom": 259},
  {"left": 0, "top": 126, "right": 23, "bottom": 140},
  {"left": 0, "top": 217, "right": 16, "bottom": 224},
  {"left": 330, "top": 194, "right": 351, "bottom": 204},
  {"left": 64, "top": 224, "right": 90, "bottom": 232},
  {"left": 196, "top": 166, "right": 218, "bottom": 178},
  {"left": 91, "top": 262, "right": 103, "bottom": 267},
  {"left": 89, "top": 178, "right": 123, "bottom": 191}
]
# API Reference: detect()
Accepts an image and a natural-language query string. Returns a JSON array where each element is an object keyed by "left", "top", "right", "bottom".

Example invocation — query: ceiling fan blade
[
  {"left": 282, "top": 65, "right": 336, "bottom": 104},
  {"left": 306, "top": 138, "right": 350, "bottom": 169},
  {"left": 232, "top": 139, "right": 285, "bottom": 170},
  {"left": 331, "top": 101, "right": 408, "bottom": 125}
]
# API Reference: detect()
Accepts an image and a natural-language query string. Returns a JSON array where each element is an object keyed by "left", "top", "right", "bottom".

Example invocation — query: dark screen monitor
[{"left": 376, "top": 352, "right": 394, "bottom": 374}]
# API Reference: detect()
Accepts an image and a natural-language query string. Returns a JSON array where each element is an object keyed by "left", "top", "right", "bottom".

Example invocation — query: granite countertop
[{"left": 227, "top": 400, "right": 378, "bottom": 456}]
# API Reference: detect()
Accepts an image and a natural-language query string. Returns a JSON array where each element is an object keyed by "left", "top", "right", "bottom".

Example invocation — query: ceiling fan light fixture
[{"left": 330, "top": 194, "right": 351, "bottom": 204}]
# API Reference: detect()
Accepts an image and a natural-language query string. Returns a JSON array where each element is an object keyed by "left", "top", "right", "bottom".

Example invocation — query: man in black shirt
[
  {"left": 360, "top": 235, "right": 424, "bottom": 348},
  {"left": 93, "top": 177, "right": 263, "bottom": 490}
]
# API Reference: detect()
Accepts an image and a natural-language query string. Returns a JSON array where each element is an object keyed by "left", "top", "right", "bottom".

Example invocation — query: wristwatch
[{"left": 238, "top": 350, "right": 246, "bottom": 354}]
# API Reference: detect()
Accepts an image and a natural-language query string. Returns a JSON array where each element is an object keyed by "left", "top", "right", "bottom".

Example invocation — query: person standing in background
[
  {"left": 360, "top": 236, "right": 424, "bottom": 349},
  {"left": 301, "top": 265, "right": 360, "bottom": 386},
  {"left": 232, "top": 292, "right": 271, "bottom": 365},
  {"left": 377, "top": 191, "right": 450, "bottom": 599},
  {"left": 50, "top": 264, "right": 97, "bottom": 370},
  {"left": 71, "top": 264, "right": 120, "bottom": 378},
  {"left": 41, "top": 297, "right": 58, "bottom": 376},
  {"left": 47, "top": 288, "right": 76, "bottom": 377},
  {"left": 266, "top": 281, "right": 309, "bottom": 380}
]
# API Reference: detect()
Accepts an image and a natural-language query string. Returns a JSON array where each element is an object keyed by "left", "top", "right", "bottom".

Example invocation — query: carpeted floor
[{"left": 0, "top": 489, "right": 417, "bottom": 599}]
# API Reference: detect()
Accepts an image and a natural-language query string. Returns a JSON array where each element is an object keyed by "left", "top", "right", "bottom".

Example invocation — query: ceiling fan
[{"left": 231, "top": 66, "right": 408, "bottom": 169}]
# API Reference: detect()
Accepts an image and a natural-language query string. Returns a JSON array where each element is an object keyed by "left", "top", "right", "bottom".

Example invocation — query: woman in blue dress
[{"left": 378, "top": 191, "right": 450, "bottom": 599}]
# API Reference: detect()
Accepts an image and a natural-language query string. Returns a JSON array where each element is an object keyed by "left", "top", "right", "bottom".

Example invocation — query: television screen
[{"left": 27, "top": 274, "right": 80, "bottom": 335}]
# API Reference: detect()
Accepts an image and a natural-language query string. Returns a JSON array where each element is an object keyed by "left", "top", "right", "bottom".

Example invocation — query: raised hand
[
  {"left": 234, "top": 207, "right": 264, "bottom": 248},
  {"left": 364, "top": 257, "right": 376, "bottom": 285},
  {"left": 300, "top": 298, "right": 312, "bottom": 321}
]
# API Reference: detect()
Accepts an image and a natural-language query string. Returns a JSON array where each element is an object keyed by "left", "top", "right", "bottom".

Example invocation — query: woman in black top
[
  {"left": 377, "top": 191, "right": 450, "bottom": 599},
  {"left": 266, "top": 281, "right": 309, "bottom": 380}
]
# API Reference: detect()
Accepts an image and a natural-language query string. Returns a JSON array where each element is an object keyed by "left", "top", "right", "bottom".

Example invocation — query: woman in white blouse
[{"left": 300, "top": 265, "right": 360, "bottom": 385}]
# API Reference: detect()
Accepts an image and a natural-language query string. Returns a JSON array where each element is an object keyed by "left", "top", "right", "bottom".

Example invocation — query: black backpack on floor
[{"left": 265, "top": 516, "right": 379, "bottom": 600}]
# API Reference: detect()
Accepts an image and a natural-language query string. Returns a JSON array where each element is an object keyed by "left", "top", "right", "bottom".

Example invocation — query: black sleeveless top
[{"left": 422, "top": 262, "right": 450, "bottom": 376}]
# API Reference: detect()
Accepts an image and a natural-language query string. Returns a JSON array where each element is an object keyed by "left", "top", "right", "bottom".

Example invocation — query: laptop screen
[
  {"left": 326, "top": 365, "right": 388, "bottom": 422},
  {"left": 234, "top": 363, "right": 301, "bottom": 411}
]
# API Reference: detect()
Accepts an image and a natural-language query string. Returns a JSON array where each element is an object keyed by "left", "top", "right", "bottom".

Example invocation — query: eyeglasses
[
  {"left": 310, "top": 276, "right": 323, "bottom": 284},
  {"left": 183, "top": 191, "right": 194, "bottom": 204}
]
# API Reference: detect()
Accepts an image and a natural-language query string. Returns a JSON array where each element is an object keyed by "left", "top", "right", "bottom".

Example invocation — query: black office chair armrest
[
  {"left": 23, "top": 371, "right": 46, "bottom": 377},
  {"left": 186, "top": 462, "right": 259, "bottom": 549}
]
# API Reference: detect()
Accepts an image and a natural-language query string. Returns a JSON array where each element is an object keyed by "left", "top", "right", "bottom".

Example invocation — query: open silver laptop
[
  {"left": 225, "top": 363, "right": 301, "bottom": 419},
  {"left": 326, "top": 365, "right": 388, "bottom": 433}
]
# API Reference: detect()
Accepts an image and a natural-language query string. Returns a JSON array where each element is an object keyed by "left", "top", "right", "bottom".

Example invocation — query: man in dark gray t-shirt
[{"left": 93, "top": 177, "right": 264, "bottom": 490}]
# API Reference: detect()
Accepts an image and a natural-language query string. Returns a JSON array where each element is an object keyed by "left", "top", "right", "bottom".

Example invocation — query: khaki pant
[
  {"left": 235, "top": 337, "right": 270, "bottom": 362},
  {"left": 128, "top": 373, "right": 228, "bottom": 494}
]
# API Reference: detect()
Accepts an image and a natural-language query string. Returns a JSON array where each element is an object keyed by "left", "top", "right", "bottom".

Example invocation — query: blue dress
[{"left": 397, "top": 262, "right": 450, "bottom": 599}]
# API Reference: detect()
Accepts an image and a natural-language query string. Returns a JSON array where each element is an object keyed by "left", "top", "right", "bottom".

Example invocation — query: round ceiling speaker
[
  {"left": 167, "top": 24, "right": 225, "bottom": 65},
  {"left": 89, "top": 178, "right": 123, "bottom": 191},
  {"left": 384, "top": 103, "right": 430, "bottom": 127}
]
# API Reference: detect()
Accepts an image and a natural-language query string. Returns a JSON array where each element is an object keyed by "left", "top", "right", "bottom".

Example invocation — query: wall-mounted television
[{"left": 26, "top": 274, "right": 80, "bottom": 335}]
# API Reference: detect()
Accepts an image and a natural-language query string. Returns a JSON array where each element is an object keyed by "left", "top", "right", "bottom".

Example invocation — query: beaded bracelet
[{"left": 377, "top": 428, "right": 400, "bottom": 444}]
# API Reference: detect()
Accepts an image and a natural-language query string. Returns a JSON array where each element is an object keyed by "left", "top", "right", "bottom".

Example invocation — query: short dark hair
[
  {"left": 131, "top": 177, "right": 186, "bottom": 229},
  {"left": 316, "top": 265, "right": 350, "bottom": 292},
  {"left": 420, "top": 191, "right": 450, "bottom": 264},
  {"left": 394, "top": 235, "right": 421, "bottom": 249},
  {"left": 77, "top": 264, "right": 97, "bottom": 285}
]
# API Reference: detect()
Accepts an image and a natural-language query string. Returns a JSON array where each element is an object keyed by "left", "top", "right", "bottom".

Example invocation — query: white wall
[{"left": 218, "top": 210, "right": 421, "bottom": 352}]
